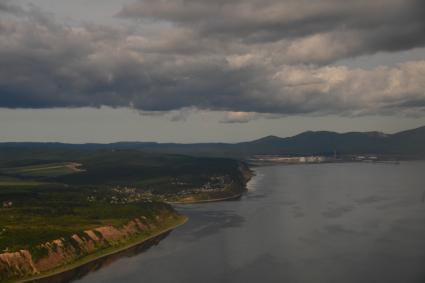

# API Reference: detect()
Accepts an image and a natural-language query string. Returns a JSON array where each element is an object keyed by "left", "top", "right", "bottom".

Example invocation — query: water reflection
[
  {"left": 174, "top": 208, "right": 246, "bottom": 241},
  {"left": 32, "top": 232, "right": 171, "bottom": 283},
  {"left": 74, "top": 162, "right": 425, "bottom": 283}
]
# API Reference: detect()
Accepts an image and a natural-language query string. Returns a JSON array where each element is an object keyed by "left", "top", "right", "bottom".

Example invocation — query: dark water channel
[{"left": 41, "top": 162, "right": 425, "bottom": 283}]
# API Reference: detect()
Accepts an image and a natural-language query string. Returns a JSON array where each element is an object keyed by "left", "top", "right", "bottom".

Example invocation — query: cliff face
[
  {"left": 0, "top": 250, "right": 37, "bottom": 280},
  {"left": 238, "top": 161, "right": 254, "bottom": 184},
  {"left": 0, "top": 214, "right": 179, "bottom": 282}
]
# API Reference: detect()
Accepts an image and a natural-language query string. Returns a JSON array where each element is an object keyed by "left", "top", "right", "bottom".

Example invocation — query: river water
[{"left": 67, "top": 162, "right": 425, "bottom": 283}]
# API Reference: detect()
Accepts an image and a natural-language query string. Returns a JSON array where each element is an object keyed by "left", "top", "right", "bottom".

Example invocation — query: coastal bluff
[{"left": 0, "top": 213, "right": 186, "bottom": 283}]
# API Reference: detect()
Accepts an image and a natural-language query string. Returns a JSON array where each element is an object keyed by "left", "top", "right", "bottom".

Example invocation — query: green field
[
  {"left": 1, "top": 150, "right": 248, "bottom": 198},
  {"left": 0, "top": 177, "right": 44, "bottom": 187},
  {"left": 0, "top": 149, "right": 249, "bottom": 251},
  {"left": 0, "top": 162, "right": 80, "bottom": 178},
  {"left": 0, "top": 148, "right": 250, "bottom": 282},
  {"left": 0, "top": 196, "right": 176, "bottom": 252}
]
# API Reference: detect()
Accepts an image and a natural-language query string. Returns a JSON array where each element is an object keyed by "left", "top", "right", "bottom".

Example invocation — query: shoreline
[
  {"left": 5, "top": 168, "right": 254, "bottom": 282},
  {"left": 13, "top": 216, "right": 188, "bottom": 283},
  {"left": 166, "top": 192, "right": 244, "bottom": 205},
  {"left": 167, "top": 166, "right": 254, "bottom": 205}
]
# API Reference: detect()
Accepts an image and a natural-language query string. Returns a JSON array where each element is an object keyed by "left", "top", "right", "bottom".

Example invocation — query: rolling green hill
[{"left": 1, "top": 125, "right": 424, "bottom": 158}]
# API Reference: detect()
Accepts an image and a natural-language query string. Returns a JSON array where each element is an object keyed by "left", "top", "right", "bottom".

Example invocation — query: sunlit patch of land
[{"left": 0, "top": 162, "right": 83, "bottom": 178}]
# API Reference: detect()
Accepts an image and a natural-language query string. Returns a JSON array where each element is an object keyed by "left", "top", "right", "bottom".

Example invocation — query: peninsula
[{"left": 0, "top": 150, "right": 251, "bottom": 282}]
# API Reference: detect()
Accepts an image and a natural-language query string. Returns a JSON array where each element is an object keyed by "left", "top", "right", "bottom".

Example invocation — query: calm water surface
[{"left": 74, "top": 162, "right": 425, "bottom": 283}]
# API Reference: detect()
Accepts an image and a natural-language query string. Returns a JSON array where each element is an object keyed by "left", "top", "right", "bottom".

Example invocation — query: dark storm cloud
[
  {"left": 0, "top": 1, "right": 24, "bottom": 15},
  {"left": 118, "top": 0, "right": 425, "bottom": 55},
  {"left": 0, "top": 0, "right": 425, "bottom": 116}
]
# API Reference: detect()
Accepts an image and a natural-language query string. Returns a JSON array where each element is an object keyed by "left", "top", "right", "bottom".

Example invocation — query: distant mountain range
[{"left": 1, "top": 126, "right": 425, "bottom": 158}]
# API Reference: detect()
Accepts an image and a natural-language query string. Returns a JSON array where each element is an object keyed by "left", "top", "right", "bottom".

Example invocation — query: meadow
[{"left": 0, "top": 149, "right": 249, "bottom": 254}]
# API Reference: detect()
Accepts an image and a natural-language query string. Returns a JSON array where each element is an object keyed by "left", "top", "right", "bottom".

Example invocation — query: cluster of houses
[
  {"left": 250, "top": 154, "right": 394, "bottom": 165},
  {"left": 163, "top": 175, "right": 232, "bottom": 200},
  {"left": 85, "top": 175, "right": 234, "bottom": 204},
  {"left": 86, "top": 186, "right": 155, "bottom": 205},
  {"left": 171, "top": 175, "right": 229, "bottom": 192},
  {"left": 252, "top": 155, "right": 328, "bottom": 164},
  {"left": 199, "top": 176, "right": 227, "bottom": 191},
  {"left": 2, "top": 201, "right": 13, "bottom": 208},
  {"left": 109, "top": 187, "right": 154, "bottom": 204},
  {"left": 353, "top": 155, "right": 378, "bottom": 162}
]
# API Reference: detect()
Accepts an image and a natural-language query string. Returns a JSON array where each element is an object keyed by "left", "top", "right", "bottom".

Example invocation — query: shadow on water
[
  {"left": 216, "top": 254, "right": 289, "bottom": 283},
  {"left": 175, "top": 208, "right": 246, "bottom": 241},
  {"left": 31, "top": 231, "right": 172, "bottom": 283},
  {"left": 46, "top": 163, "right": 425, "bottom": 283}
]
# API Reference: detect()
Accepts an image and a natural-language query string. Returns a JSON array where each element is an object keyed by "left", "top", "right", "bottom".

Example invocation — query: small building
[{"left": 2, "top": 201, "right": 13, "bottom": 208}]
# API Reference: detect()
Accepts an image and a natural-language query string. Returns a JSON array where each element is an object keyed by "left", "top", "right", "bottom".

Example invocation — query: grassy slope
[
  {"left": 10, "top": 215, "right": 187, "bottom": 283},
  {"left": 0, "top": 148, "right": 249, "bottom": 282},
  {"left": 0, "top": 150, "right": 248, "bottom": 252},
  {"left": 0, "top": 189, "right": 176, "bottom": 252},
  {"left": 0, "top": 149, "right": 248, "bottom": 199}
]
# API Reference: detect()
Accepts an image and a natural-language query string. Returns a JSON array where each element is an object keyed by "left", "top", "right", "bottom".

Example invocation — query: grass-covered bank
[
  {"left": 0, "top": 149, "right": 252, "bottom": 282},
  {"left": 0, "top": 198, "right": 186, "bottom": 283},
  {"left": 13, "top": 215, "right": 187, "bottom": 283}
]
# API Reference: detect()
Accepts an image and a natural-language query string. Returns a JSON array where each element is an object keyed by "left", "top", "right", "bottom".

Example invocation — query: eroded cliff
[{"left": 0, "top": 213, "right": 185, "bottom": 283}]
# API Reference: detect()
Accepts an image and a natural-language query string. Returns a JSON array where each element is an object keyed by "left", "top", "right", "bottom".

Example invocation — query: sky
[{"left": 1, "top": 0, "right": 425, "bottom": 143}]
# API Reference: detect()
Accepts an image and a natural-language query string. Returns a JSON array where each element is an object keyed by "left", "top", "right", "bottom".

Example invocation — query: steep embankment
[{"left": 0, "top": 212, "right": 186, "bottom": 283}]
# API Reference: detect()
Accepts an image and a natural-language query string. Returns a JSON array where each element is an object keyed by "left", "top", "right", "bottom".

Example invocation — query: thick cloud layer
[
  {"left": 0, "top": 0, "right": 425, "bottom": 116},
  {"left": 119, "top": 0, "right": 425, "bottom": 59}
]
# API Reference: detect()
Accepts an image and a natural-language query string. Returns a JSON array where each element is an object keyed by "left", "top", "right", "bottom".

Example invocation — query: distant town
[{"left": 248, "top": 154, "right": 400, "bottom": 165}]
